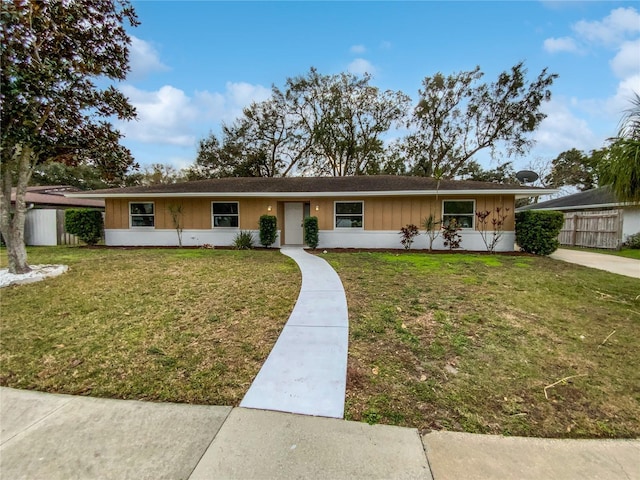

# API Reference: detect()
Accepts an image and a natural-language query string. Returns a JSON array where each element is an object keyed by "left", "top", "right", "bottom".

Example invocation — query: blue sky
[{"left": 117, "top": 1, "right": 640, "bottom": 175}]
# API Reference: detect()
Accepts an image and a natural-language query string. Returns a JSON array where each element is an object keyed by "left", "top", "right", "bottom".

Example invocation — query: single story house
[
  {"left": 517, "top": 186, "right": 640, "bottom": 248},
  {"left": 68, "top": 176, "right": 551, "bottom": 251},
  {"left": 11, "top": 186, "right": 105, "bottom": 246}
]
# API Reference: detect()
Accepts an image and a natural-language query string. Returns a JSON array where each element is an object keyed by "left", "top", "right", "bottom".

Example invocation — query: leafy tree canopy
[
  {"left": 400, "top": 62, "right": 557, "bottom": 178},
  {"left": 600, "top": 93, "right": 640, "bottom": 202},
  {"left": 189, "top": 68, "right": 410, "bottom": 178},
  {"left": 456, "top": 161, "right": 519, "bottom": 184},
  {"left": 1, "top": 0, "right": 139, "bottom": 273},
  {"left": 544, "top": 148, "right": 605, "bottom": 191}
]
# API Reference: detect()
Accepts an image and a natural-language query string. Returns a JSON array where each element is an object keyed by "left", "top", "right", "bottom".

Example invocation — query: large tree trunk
[{"left": 0, "top": 144, "right": 34, "bottom": 274}]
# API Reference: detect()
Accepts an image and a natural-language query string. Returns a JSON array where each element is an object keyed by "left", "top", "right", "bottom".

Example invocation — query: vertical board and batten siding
[
  {"left": 105, "top": 195, "right": 516, "bottom": 233},
  {"left": 106, "top": 198, "right": 274, "bottom": 230},
  {"left": 559, "top": 210, "right": 623, "bottom": 249}
]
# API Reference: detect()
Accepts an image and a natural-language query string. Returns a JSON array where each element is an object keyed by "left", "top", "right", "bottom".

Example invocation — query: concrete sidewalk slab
[
  {"left": 0, "top": 387, "right": 72, "bottom": 444},
  {"left": 551, "top": 248, "right": 640, "bottom": 278},
  {"left": 241, "top": 247, "right": 348, "bottom": 418},
  {"left": 190, "top": 407, "right": 432, "bottom": 480},
  {"left": 422, "top": 431, "right": 640, "bottom": 480},
  {"left": 0, "top": 388, "right": 231, "bottom": 480},
  {"left": 240, "top": 325, "right": 348, "bottom": 417}
]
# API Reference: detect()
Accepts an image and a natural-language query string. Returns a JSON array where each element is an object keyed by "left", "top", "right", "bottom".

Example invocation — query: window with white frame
[
  {"left": 212, "top": 202, "right": 239, "bottom": 228},
  {"left": 130, "top": 202, "right": 155, "bottom": 227},
  {"left": 335, "top": 201, "right": 363, "bottom": 228},
  {"left": 442, "top": 200, "right": 475, "bottom": 229}
]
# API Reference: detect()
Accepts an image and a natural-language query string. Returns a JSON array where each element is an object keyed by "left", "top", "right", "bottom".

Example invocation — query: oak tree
[
  {"left": 1, "top": 0, "right": 138, "bottom": 273},
  {"left": 402, "top": 63, "right": 557, "bottom": 178}
]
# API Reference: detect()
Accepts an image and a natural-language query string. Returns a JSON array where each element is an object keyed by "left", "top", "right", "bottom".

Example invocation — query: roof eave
[{"left": 67, "top": 188, "right": 556, "bottom": 199}]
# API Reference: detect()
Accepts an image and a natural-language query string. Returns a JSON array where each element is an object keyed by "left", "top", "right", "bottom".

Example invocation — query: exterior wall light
[
  {"left": 315, "top": 205, "right": 319, "bottom": 211},
  {"left": 267, "top": 205, "right": 272, "bottom": 212}
]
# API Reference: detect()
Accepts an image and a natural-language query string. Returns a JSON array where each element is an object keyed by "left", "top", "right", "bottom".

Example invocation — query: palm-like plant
[{"left": 601, "top": 93, "right": 640, "bottom": 202}]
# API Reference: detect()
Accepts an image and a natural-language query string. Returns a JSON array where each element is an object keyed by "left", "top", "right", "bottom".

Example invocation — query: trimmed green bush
[
  {"left": 625, "top": 232, "right": 640, "bottom": 249},
  {"left": 65, "top": 209, "right": 103, "bottom": 245},
  {"left": 259, "top": 215, "right": 278, "bottom": 247},
  {"left": 515, "top": 210, "right": 564, "bottom": 255},
  {"left": 304, "top": 216, "right": 319, "bottom": 249},
  {"left": 233, "top": 231, "right": 255, "bottom": 250}
]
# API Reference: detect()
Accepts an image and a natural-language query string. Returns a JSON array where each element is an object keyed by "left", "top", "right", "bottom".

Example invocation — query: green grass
[
  {"left": 325, "top": 251, "right": 640, "bottom": 439},
  {"left": 560, "top": 245, "right": 640, "bottom": 260},
  {"left": 0, "top": 246, "right": 300, "bottom": 405},
  {"left": 3, "top": 246, "right": 639, "bottom": 439}
]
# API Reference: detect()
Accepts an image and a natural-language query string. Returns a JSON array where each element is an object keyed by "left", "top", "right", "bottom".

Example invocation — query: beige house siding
[{"left": 105, "top": 194, "right": 515, "bottom": 232}]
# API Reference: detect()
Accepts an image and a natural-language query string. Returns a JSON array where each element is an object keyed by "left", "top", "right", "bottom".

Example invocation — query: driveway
[{"left": 551, "top": 248, "right": 640, "bottom": 279}]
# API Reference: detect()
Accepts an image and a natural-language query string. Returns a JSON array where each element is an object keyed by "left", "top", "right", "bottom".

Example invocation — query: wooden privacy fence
[{"left": 559, "top": 210, "right": 622, "bottom": 249}]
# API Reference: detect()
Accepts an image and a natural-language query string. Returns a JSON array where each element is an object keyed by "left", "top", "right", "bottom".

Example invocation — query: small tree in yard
[
  {"left": 475, "top": 206, "right": 510, "bottom": 253},
  {"left": 442, "top": 219, "right": 462, "bottom": 250},
  {"left": 1, "top": 0, "right": 139, "bottom": 273},
  {"left": 399, "top": 224, "right": 420, "bottom": 250},
  {"left": 168, "top": 204, "right": 184, "bottom": 247},
  {"left": 259, "top": 215, "right": 278, "bottom": 247},
  {"left": 423, "top": 214, "right": 441, "bottom": 251},
  {"left": 65, "top": 209, "right": 103, "bottom": 246}
]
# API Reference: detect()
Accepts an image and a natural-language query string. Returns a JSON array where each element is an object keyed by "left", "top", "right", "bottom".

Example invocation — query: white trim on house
[
  {"left": 442, "top": 199, "right": 476, "bottom": 230},
  {"left": 211, "top": 200, "right": 240, "bottom": 229},
  {"left": 524, "top": 202, "right": 629, "bottom": 211},
  {"left": 105, "top": 229, "right": 279, "bottom": 248},
  {"left": 334, "top": 200, "right": 364, "bottom": 229},
  {"left": 129, "top": 201, "right": 155, "bottom": 229},
  {"left": 69, "top": 188, "right": 550, "bottom": 200}
]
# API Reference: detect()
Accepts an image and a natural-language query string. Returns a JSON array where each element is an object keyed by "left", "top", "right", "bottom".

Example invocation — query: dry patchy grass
[
  {"left": 323, "top": 252, "right": 640, "bottom": 439},
  {"left": 1, "top": 247, "right": 300, "bottom": 405}
]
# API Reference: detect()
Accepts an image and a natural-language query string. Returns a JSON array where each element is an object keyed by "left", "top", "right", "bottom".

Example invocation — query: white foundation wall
[
  {"left": 105, "top": 229, "right": 281, "bottom": 248},
  {"left": 317, "top": 230, "right": 516, "bottom": 251},
  {"left": 105, "top": 228, "right": 515, "bottom": 251}
]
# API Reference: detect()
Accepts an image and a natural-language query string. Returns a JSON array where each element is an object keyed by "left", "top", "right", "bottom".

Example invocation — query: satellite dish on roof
[{"left": 515, "top": 170, "right": 539, "bottom": 184}]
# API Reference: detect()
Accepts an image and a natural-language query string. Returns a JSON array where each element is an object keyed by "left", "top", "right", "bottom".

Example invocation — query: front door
[{"left": 284, "top": 202, "right": 304, "bottom": 245}]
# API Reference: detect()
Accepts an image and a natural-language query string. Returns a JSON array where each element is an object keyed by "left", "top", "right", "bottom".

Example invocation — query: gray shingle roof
[
  {"left": 81, "top": 175, "right": 547, "bottom": 196},
  {"left": 517, "top": 186, "right": 626, "bottom": 211}
]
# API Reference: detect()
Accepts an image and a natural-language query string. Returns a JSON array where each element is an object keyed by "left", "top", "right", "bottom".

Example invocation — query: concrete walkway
[
  {"left": 240, "top": 246, "right": 349, "bottom": 418},
  {"left": 551, "top": 248, "right": 640, "bottom": 279},
  {"left": 2, "top": 387, "right": 639, "bottom": 480}
]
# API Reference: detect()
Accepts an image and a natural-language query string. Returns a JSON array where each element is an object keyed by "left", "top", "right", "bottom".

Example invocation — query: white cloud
[
  {"left": 128, "top": 36, "right": 169, "bottom": 79},
  {"left": 118, "top": 82, "right": 271, "bottom": 147},
  {"left": 380, "top": 41, "right": 392, "bottom": 50},
  {"left": 607, "top": 73, "right": 640, "bottom": 118},
  {"left": 610, "top": 38, "right": 640, "bottom": 79},
  {"left": 543, "top": 36, "right": 580, "bottom": 53},
  {"left": 533, "top": 98, "right": 600, "bottom": 154},
  {"left": 347, "top": 58, "right": 377, "bottom": 76},
  {"left": 573, "top": 7, "right": 640, "bottom": 46},
  {"left": 196, "top": 82, "right": 271, "bottom": 123},
  {"left": 350, "top": 44, "right": 366, "bottom": 54}
]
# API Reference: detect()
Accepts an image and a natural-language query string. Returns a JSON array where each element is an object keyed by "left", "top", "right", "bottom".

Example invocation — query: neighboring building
[
  {"left": 68, "top": 176, "right": 551, "bottom": 251},
  {"left": 517, "top": 186, "right": 640, "bottom": 248},
  {"left": 11, "top": 186, "right": 105, "bottom": 246}
]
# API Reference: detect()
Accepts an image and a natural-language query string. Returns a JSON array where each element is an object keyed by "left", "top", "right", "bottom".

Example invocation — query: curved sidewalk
[
  {"left": 551, "top": 248, "right": 640, "bottom": 279},
  {"left": 240, "top": 246, "right": 349, "bottom": 418}
]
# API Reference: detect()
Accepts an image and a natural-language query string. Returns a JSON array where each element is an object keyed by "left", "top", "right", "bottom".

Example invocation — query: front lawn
[
  {"left": 2, "top": 247, "right": 638, "bottom": 439},
  {"left": 0, "top": 247, "right": 300, "bottom": 405},
  {"left": 323, "top": 252, "right": 640, "bottom": 439}
]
